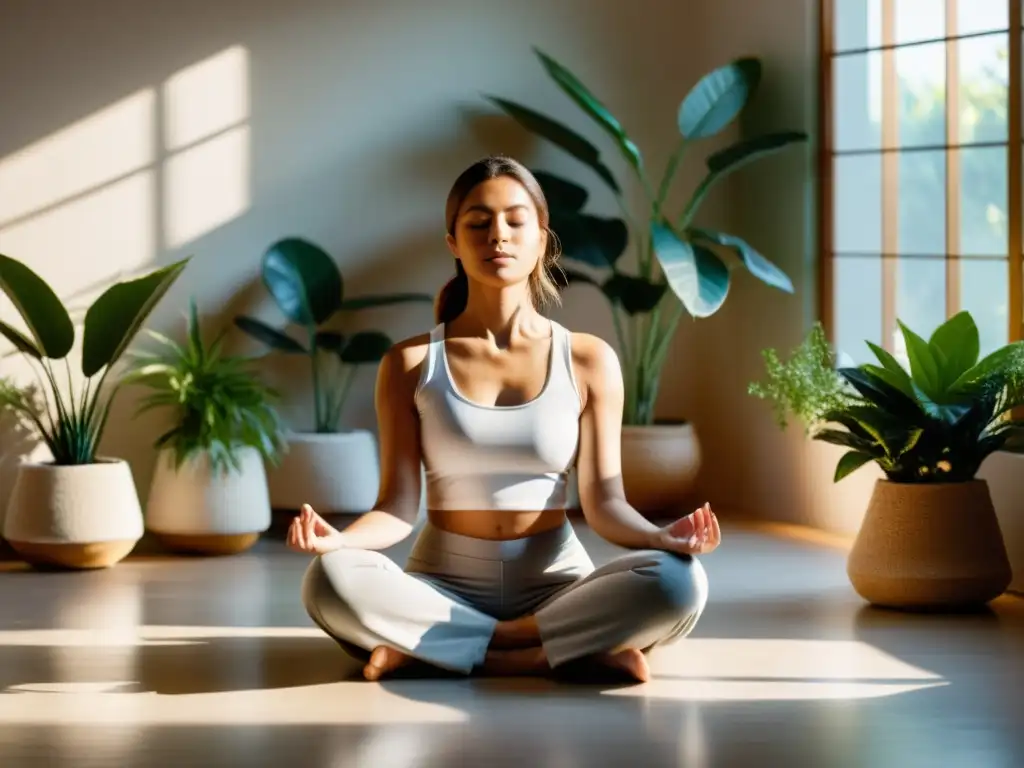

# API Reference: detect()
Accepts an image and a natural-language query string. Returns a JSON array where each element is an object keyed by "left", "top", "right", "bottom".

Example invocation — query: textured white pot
[
  {"left": 267, "top": 430, "right": 380, "bottom": 513},
  {"left": 146, "top": 447, "right": 272, "bottom": 555},
  {"left": 2, "top": 458, "right": 144, "bottom": 569}
]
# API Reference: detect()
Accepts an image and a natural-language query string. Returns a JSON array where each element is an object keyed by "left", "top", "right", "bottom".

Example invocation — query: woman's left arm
[{"left": 572, "top": 333, "right": 721, "bottom": 554}]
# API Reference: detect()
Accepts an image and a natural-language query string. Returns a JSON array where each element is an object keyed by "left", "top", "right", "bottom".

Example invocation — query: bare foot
[
  {"left": 596, "top": 648, "right": 650, "bottom": 683},
  {"left": 363, "top": 646, "right": 413, "bottom": 681}
]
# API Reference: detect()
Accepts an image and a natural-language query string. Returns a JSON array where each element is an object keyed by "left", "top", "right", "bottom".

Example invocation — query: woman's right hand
[{"left": 286, "top": 504, "right": 346, "bottom": 555}]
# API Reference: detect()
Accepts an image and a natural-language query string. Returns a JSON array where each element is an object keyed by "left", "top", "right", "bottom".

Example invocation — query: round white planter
[
  {"left": 267, "top": 430, "right": 380, "bottom": 513},
  {"left": 2, "top": 458, "right": 144, "bottom": 569},
  {"left": 145, "top": 446, "right": 272, "bottom": 555}
]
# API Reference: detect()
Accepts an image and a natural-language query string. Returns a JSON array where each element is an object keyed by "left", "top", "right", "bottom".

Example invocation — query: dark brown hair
[{"left": 435, "top": 155, "right": 562, "bottom": 324}]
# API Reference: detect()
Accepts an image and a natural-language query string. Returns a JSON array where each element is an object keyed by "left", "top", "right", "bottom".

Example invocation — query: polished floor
[{"left": 0, "top": 519, "right": 1022, "bottom": 767}]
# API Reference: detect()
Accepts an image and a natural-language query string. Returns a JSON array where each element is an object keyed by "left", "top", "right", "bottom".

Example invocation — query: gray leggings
[{"left": 301, "top": 519, "right": 708, "bottom": 675}]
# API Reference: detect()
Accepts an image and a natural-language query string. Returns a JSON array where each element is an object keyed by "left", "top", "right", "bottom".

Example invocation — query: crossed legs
[{"left": 302, "top": 545, "right": 708, "bottom": 682}]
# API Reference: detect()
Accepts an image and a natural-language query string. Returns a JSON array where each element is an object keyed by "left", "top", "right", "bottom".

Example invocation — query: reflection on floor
[{"left": 1, "top": 521, "right": 1022, "bottom": 767}]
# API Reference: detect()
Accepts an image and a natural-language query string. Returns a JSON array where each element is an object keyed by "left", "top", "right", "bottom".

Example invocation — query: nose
[{"left": 489, "top": 217, "right": 510, "bottom": 244}]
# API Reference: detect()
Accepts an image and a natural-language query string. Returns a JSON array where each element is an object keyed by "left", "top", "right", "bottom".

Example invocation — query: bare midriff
[{"left": 426, "top": 508, "right": 568, "bottom": 540}]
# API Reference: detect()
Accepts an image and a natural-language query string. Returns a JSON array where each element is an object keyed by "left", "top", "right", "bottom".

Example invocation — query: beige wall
[{"left": 2, "top": 0, "right": 1020, "bottom": 593}]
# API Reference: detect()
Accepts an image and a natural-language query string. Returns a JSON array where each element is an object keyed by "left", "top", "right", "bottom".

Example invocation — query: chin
[{"left": 471, "top": 261, "right": 532, "bottom": 286}]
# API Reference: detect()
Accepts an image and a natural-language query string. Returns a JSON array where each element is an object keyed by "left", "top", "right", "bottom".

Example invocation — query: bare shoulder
[
  {"left": 376, "top": 332, "right": 432, "bottom": 399},
  {"left": 566, "top": 331, "right": 623, "bottom": 398}
]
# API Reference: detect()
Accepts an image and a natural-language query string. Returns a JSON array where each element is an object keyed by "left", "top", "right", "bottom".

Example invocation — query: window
[{"left": 820, "top": 0, "right": 1021, "bottom": 366}]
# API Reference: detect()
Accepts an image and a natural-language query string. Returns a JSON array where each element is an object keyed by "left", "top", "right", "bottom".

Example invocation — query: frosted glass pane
[
  {"left": 833, "top": 255, "right": 883, "bottom": 366},
  {"left": 897, "top": 42, "right": 946, "bottom": 148},
  {"left": 834, "top": 0, "right": 882, "bottom": 52},
  {"left": 895, "top": 257, "right": 947, "bottom": 349},
  {"left": 895, "top": 0, "right": 945, "bottom": 46},
  {"left": 899, "top": 150, "right": 945, "bottom": 254},
  {"left": 960, "top": 259, "right": 1009, "bottom": 357},
  {"left": 834, "top": 154, "right": 882, "bottom": 253},
  {"left": 958, "top": 1, "right": 1010, "bottom": 36},
  {"left": 960, "top": 146, "right": 1008, "bottom": 257},
  {"left": 959, "top": 33, "right": 1009, "bottom": 144},
  {"left": 834, "top": 51, "right": 882, "bottom": 150}
]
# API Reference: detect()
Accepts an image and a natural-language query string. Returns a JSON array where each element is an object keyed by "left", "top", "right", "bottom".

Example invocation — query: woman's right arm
[{"left": 314, "top": 341, "right": 426, "bottom": 551}]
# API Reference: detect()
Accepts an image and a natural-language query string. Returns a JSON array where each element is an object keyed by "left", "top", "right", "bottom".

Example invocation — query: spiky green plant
[
  {"left": 0, "top": 254, "right": 189, "bottom": 464},
  {"left": 125, "top": 300, "right": 286, "bottom": 474},
  {"left": 749, "top": 311, "right": 1024, "bottom": 483}
]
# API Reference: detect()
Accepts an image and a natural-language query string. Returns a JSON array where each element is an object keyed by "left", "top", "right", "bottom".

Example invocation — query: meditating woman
[{"left": 289, "top": 155, "right": 719, "bottom": 683}]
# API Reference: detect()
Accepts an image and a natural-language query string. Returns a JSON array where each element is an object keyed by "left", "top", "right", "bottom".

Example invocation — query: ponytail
[{"left": 434, "top": 259, "right": 469, "bottom": 324}]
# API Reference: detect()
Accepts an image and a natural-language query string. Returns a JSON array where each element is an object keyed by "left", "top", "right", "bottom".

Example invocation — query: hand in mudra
[
  {"left": 649, "top": 502, "right": 721, "bottom": 556},
  {"left": 287, "top": 504, "right": 343, "bottom": 555}
]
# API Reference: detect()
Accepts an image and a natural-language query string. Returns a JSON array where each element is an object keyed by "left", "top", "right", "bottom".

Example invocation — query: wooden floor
[{"left": 1, "top": 520, "right": 1022, "bottom": 768}]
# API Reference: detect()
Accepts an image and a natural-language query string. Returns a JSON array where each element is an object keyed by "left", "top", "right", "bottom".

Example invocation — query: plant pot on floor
[
  {"left": 267, "top": 430, "right": 380, "bottom": 514},
  {"left": 620, "top": 421, "right": 702, "bottom": 518},
  {"left": 847, "top": 479, "right": 1012, "bottom": 610},
  {"left": 2, "top": 458, "right": 144, "bottom": 569},
  {"left": 145, "top": 447, "right": 272, "bottom": 555}
]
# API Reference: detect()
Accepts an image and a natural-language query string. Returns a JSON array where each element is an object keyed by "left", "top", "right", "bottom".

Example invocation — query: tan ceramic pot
[
  {"left": 847, "top": 479, "right": 1012, "bottom": 610},
  {"left": 620, "top": 422, "right": 702, "bottom": 518}
]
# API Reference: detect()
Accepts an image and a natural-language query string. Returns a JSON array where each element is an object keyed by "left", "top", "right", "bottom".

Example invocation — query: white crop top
[{"left": 414, "top": 320, "right": 582, "bottom": 511}]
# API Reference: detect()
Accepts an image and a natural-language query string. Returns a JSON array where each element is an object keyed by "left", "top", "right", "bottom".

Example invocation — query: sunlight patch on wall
[{"left": 163, "top": 45, "right": 250, "bottom": 151}]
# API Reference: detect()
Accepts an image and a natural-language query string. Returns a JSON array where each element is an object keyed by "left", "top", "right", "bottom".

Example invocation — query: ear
[{"left": 445, "top": 233, "right": 458, "bottom": 259}]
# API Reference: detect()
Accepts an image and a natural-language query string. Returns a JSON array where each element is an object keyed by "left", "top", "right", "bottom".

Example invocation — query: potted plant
[
  {"left": 747, "top": 311, "right": 1020, "bottom": 609},
  {"left": 486, "top": 48, "right": 806, "bottom": 514},
  {"left": 125, "top": 299, "right": 286, "bottom": 555},
  {"left": 234, "top": 237, "right": 432, "bottom": 513},
  {"left": 0, "top": 253, "right": 189, "bottom": 569}
]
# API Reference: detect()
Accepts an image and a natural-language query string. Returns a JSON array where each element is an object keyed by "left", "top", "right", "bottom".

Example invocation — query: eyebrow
[{"left": 463, "top": 204, "right": 529, "bottom": 215}]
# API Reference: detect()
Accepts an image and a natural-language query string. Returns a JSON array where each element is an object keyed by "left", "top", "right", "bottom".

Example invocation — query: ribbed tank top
[{"left": 414, "top": 320, "right": 582, "bottom": 511}]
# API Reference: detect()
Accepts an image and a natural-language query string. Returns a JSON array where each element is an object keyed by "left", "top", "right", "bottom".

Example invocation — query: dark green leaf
[
  {"left": 0, "top": 320, "right": 42, "bottom": 358},
  {"left": 340, "top": 331, "right": 393, "bottom": 364},
  {"left": 0, "top": 253, "right": 74, "bottom": 359},
  {"left": 814, "top": 428, "right": 878, "bottom": 453},
  {"left": 838, "top": 367, "right": 925, "bottom": 424},
  {"left": 862, "top": 363, "right": 916, "bottom": 400},
  {"left": 234, "top": 316, "right": 307, "bottom": 353},
  {"left": 81, "top": 259, "right": 190, "bottom": 377},
  {"left": 678, "top": 57, "right": 761, "bottom": 140},
  {"left": 550, "top": 207, "right": 628, "bottom": 268},
  {"left": 315, "top": 331, "right": 345, "bottom": 351},
  {"left": 338, "top": 293, "right": 433, "bottom": 311},
  {"left": 534, "top": 47, "right": 643, "bottom": 175},
  {"left": 949, "top": 341, "right": 1024, "bottom": 393},
  {"left": 688, "top": 227, "right": 793, "bottom": 292},
  {"left": 601, "top": 273, "right": 667, "bottom": 315},
  {"left": 898, "top": 320, "right": 943, "bottom": 401},
  {"left": 864, "top": 341, "right": 914, "bottom": 395},
  {"left": 834, "top": 450, "right": 874, "bottom": 482},
  {"left": 533, "top": 170, "right": 589, "bottom": 211},
  {"left": 262, "top": 237, "right": 342, "bottom": 326},
  {"left": 485, "top": 95, "right": 620, "bottom": 193},
  {"left": 551, "top": 267, "right": 599, "bottom": 289},
  {"left": 650, "top": 222, "right": 730, "bottom": 317},
  {"left": 706, "top": 131, "right": 809, "bottom": 176},
  {"left": 929, "top": 310, "right": 980, "bottom": 389}
]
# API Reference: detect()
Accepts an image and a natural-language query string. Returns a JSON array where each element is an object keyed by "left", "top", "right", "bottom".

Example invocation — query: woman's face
[{"left": 447, "top": 176, "right": 547, "bottom": 288}]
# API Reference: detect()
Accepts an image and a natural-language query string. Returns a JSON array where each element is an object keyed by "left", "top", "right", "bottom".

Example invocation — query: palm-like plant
[
  {"left": 748, "top": 312, "right": 1024, "bottom": 483},
  {"left": 0, "top": 254, "right": 190, "bottom": 464},
  {"left": 126, "top": 299, "right": 286, "bottom": 474},
  {"left": 487, "top": 48, "right": 807, "bottom": 425}
]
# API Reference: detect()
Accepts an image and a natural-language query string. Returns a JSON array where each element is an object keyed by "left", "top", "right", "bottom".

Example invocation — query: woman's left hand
[{"left": 648, "top": 502, "right": 721, "bottom": 555}]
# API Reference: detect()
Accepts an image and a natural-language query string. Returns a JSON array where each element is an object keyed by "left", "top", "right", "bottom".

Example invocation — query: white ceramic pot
[
  {"left": 266, "top": 430, "right": 380, "bottom": 513},
  {"left": 145, "top": 446, "right": 272, "bottom": 555},
  {"left": 2, "top": 458, "right": 144, "bottom": 569}
]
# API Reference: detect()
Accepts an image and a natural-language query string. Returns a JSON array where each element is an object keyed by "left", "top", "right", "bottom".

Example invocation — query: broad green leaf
[
  {"left": 262, "top": 238, "right": 342, "bottom": 326},
  {"left": 0, "top": 320, "right": 42, "bottom": 358},
  {"left": 338, "top": 293, "right": 433, "bottom": 311},
  {"left": 234, "top": 316, "right": 307, "bottom": 353},
  {"left": 706, "top": 131, "right": 810, "bottom": 176},
  {"left": 485, "top": 95, "right": 620, "bottom": 193},
  {"left": 814, "top": 428, "right": 879, "bottom": 453},
  {"left": 0, "top": 253, "right": 74, "bottom": 359},
  {"left": 601, "top": 273, "right": 667, "bottom": 315},
  {"left": 949, "top": 341, "right": 1024, "bottom": 393},
  {"left": 929, "top": 310, "right": 980, "bottom": 387},
  {"left": 650, "top": 222, "right": 730, "bottom": 317},
  {"left": 688, "top": 227, "right": 793, "bottom": 292},
  {"left": 862, "top": 363, "right": 915, "bottom": 400},
  {"left": 865, "top": 341, "right": 914, "bottom": 395},
  {"left": 898, "top": 320, "right": 943, "bottom": 401},
  {"left": 81, "top": 259, "right": 190, "bottom": 377},
  {"left": 678, "top": 58, "right": 761, "bottom": 140},
  {"left": 534, "top": 48, "right": 643, "bottom": 175},
  {"left": 550, "top": 207, "right": 628, "bottom": 268},
  {"left": 838, "top": 367, "right": 925, "bottom": 424},
  {"left": 834, "top": 450, "right": 874, "bottom": 482},
  {"left": 340, "top": 331, "right": 393, "bottom": 364},
  {"left": 533, "top": 170, "right": 589, "bottom": 211}
]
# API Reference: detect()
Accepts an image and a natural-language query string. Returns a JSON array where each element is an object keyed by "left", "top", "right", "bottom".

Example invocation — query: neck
[{"left": 461, "top": 282, "right": 542, "bottom": 345}]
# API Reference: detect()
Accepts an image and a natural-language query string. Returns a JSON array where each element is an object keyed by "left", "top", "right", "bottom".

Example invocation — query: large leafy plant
[
  {"left": 487, "top": 48, "right": 806, "bottom": 424},
  {"left": 0, "top": 254, "right": 189, "bottom": 465},
  {"left": 234, "top": 238, "right": 432, "bottom": 433},
  {"left": 126, "top": 299, "right": 286, "bottom": 474},
  {"left": 748, "top": 312, "right": 1024, "bottom": 483}
]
